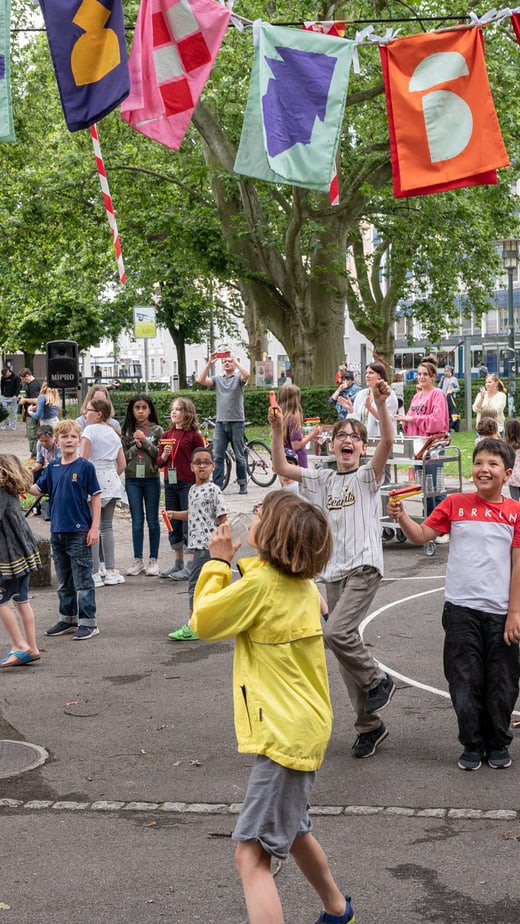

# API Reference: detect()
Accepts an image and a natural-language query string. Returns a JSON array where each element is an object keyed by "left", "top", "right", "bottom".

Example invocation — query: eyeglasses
[
  {"left": 334, "top": 431, "right": 363, "bottom": 443},
  {"left": 192, "top": 460, "right": 212, "bottom": 466},
  {"left": 252, "top": 503, "right": 263, "bottom": 516},
  {"left": 85, "top": 407, "right": 97, "bottom": 413}
]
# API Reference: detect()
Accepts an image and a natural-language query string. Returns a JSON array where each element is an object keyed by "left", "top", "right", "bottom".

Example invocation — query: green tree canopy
[{"left": 1, "top": 0, "right": 520, "bottom": 384}]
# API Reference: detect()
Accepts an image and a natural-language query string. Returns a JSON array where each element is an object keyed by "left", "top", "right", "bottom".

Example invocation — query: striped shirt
[{"left": 300, "top": 463, "right": 384, "bottom": 583}]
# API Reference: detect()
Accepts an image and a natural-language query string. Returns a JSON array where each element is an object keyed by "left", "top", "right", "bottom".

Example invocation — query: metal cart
[{"left": 371, "top": 434, "right": 463, "bottom": 556}]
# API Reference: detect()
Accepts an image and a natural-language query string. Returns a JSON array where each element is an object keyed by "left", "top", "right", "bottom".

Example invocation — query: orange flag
[{"left": 380, "top": 27, "right": 509, "bottom": 198}]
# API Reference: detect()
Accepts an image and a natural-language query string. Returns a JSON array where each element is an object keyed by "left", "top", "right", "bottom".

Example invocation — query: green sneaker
[{"left": 167, "top": 625, "right": 199, "bottom": 641}]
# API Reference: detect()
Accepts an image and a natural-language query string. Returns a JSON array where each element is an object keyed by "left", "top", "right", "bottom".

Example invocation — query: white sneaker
[
  {"left": 146, "top": 559, "right": 160, "bottom": 576},
  {"left": 93, "top": 572, "right": 104, "bottom": 587},
  {"left": 435, "top": 534, "right": 450, "bottom": 544},
  {"left": 126, "top": 558, "right": 145, "bottom": 576},
  {"left": 99, "top": 561, "right": 107, "bottom": 578},
  {"left": 103, "top": 569, "right": 126, "bottom": 585}
]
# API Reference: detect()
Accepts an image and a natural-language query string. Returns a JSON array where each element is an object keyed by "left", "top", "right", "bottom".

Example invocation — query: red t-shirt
[
  {"left": 426, "top": 493, "right": 520, "bottom": 614},
  {"left": 157, "top": 428, "right": 204, "bottom": 483}
]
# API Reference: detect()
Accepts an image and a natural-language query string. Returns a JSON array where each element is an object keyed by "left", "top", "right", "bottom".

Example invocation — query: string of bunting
[{"left": 5, "top": 0, "right": 520, "bottom": 259}]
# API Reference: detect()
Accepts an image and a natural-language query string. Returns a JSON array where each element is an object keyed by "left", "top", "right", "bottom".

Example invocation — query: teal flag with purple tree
[
  {"left": 235, "top": 23, "right": 354, "bottom": 192},
  {"left": 0, "top": 0, "right": 14, "bottom": 142}
]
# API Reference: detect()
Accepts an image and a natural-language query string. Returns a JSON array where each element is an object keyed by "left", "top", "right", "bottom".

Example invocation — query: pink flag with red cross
[{"left": 121, "top": 0, "right": 231, "bottom": 149}]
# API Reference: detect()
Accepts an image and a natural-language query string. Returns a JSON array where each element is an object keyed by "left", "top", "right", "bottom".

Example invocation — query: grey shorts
[{"left": 232, "top": 754, "right": 315, "bottom": 859}]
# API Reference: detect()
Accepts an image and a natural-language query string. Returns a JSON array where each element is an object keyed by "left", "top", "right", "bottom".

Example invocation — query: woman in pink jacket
[{"left": 396, "top": 356, "right": 449, "bottom": 515}]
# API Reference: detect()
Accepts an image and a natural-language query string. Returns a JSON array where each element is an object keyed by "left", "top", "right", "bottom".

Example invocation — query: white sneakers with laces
[{"left": 103, "top": 569, "right": 126, "bottom": 585}]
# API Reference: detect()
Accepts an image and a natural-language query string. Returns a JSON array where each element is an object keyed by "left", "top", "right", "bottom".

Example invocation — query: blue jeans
[
  {"left": 51, "top": 532, "right": 96, "bottom": 627},
  {"left": 213, "top": 420, "right": 246, "bottom": 489},
  {"left": 125, "top": 476, "right": 161, "bottom": 559},
  {"left": 2, "top": 396, "right": 18, "bottom": 429},
  {"left": 164, "top": 480, "right": 191, "bottom": 549},
  {"left": 426, "top": 457, "right": 446, "bottom": 515}
]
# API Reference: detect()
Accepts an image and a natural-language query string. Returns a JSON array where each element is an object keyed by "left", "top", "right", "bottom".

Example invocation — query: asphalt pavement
[{"left": 0, "top": 426, "right": 519, "bottom": 924}]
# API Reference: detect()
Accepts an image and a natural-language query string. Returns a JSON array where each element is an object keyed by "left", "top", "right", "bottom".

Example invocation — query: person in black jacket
[
  {"left": 0, "top": 368, "right": 22, "bottom": 432},
  {"left": 17, "top": 368, "right": 42, "bottom": 459}
]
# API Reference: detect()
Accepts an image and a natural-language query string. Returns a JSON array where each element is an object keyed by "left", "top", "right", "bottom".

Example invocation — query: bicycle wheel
[
  {"left": 246, "top": 440, "right": 276, "bottom": 487},
  {"left": 221, "top": 451, "right": 232, "bottom": 490}
]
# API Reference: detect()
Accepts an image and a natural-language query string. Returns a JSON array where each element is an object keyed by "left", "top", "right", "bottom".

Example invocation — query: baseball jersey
[
  {"left": 426, "top": 493, "right": 520, "bottom": 614},
  {"left": 300, "top": 463, "right": 384, "bottom": 582}
]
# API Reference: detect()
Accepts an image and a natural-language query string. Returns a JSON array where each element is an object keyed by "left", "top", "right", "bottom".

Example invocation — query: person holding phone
[
  {"left": 197, "top": 351, "right": 250, "bottom": 494},
  {"left": 472, "top": 374, "right": 506, "bottom": 435}
]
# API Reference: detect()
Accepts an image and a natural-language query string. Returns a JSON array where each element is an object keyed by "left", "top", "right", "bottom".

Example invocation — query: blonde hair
[
  {"left": 55, "top": 419, "right": 81, "bottom": 438},
  {"left": 39, "top": 382, "right": 60, "bottom": 407},
  {"left": 0, "top": 454, "right": 34, "bottom": 495},
  {"left": 81, "top": 385, "right": 115, "bottom": 418},
  {"left": 278, "top": 384, "right": 304, "bottom": 443},
  {"left": 486, "top": 374, "right": 506, "bottom": 393},
  {"left": 254, "top": 491, "right": 332, "bottom": 579},
  {"left": 171, "top": 397, "right": 199, "bottom": 431}
]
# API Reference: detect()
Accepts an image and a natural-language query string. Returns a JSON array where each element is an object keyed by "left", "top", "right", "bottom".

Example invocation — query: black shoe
[
  {"left": 487, "top": 749, "right": 512, "bottom": 769},
  {"left": 239, "top": 484, "right": 248, "bottom": 495},
  {"left": 352, "top": 722, "right": 388, "bottom": 759},
  {"left": 458, "top": 750, "right": 482, "bottom": 771},
  {"left": 365, "top": 673, "right": 396, "bottom": 714}
]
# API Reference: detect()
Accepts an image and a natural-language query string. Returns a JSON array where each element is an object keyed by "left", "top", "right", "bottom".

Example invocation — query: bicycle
[{"left": 199, "top": 417, "right": 276, "bottom": 490}]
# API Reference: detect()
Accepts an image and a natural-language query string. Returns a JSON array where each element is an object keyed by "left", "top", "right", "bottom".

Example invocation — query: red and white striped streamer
[
  {"left": 329, "top": 162, "right": 339, "bottom": 206},
  {"left": 89, "top": 123, "right": 126, "bottom": 284}
]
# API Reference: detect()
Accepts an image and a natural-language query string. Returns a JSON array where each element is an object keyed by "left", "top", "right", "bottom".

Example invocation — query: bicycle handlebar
[{"left": 200, "top": 417, "right": 251, "bottom": 429}]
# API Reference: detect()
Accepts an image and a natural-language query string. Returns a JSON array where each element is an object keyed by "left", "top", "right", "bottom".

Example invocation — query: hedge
[
  {"left": 110, "top": 385, "right": 338, "bottom": 428},
  {"left": 109, "top": 379, "right": 520, "bottom": 430}
]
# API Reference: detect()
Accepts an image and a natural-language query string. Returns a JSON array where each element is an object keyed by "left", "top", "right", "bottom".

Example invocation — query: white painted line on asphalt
[{"left": 361, "top": 584, "right": 520, "bottom": 716}]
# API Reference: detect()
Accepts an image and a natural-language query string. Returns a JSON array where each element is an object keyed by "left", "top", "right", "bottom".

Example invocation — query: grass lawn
[
  {"left": 444, "top": 430, "right": 475, "bottom": 481},
  {"left": 251, "top": 424, "right": 477, "bottom": 481}
]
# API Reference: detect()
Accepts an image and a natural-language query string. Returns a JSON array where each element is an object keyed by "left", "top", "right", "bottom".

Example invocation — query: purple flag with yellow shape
[{"left": 39, "top": 0, "right": 130, "bottom": 131}]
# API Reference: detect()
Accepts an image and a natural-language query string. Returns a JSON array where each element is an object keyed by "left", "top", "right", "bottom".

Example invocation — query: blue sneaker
[
  {"left": 315, "top": 895, "right": 355, "bottom": 923},
  {"left": 457, "top": 750, "right": 482, "bottom": 771},
  {"left": 46, "top": 621, "right": 77, "bottom": 636},
  {"left": 487, "top": 749, "right": 512, "bottom": 769},
  {"left": 73, "top": 626, "right": 100, "bottom": 641}
]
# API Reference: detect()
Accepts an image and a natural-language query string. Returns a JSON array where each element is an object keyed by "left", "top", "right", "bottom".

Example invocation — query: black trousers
[{"left": 442, "top": 601, "right": 520, "bottom": 753}]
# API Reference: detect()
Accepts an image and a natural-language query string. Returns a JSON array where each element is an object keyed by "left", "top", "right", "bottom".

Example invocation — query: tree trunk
[
  {"left": 244, "top": 303, "right": 269, "bottom": 384},
  {"left": 169, "top": 327, "right": 188, "bottom": 389},
  {"left": 193, "top": 105, "right": 348, "bottom": 384}
]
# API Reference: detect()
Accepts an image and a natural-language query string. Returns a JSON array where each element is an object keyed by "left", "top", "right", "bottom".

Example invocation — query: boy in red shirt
[{"left": 389, "top": 438, "right": 520, "bottom": 771}]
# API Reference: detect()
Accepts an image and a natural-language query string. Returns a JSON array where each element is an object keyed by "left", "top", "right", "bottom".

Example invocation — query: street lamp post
[{"left": 502, "top": 238, "right": 519, "bottom": 419}]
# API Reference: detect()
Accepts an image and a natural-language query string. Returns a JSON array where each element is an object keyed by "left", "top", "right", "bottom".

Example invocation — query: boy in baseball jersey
[{"left": 270, "top": 380, "right": 396, "bottom": 759}]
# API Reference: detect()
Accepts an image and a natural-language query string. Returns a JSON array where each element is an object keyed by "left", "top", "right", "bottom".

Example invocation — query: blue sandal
[{"left": 0, "top": 650, "right": 40, "bottom": 667}]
